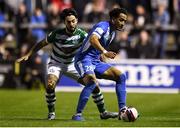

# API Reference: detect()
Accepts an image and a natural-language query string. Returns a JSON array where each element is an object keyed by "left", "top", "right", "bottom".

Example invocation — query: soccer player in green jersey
[{"left": 17, "top": 8, "right": 118, "bottom": 120}]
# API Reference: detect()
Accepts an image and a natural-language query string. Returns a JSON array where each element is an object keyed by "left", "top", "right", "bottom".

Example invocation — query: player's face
[
  {"left": 65, "top": 15, "right": 78, "bottom": 33},
  {"left": 113, "top": 13, "right": 127, "bottom": 31}
]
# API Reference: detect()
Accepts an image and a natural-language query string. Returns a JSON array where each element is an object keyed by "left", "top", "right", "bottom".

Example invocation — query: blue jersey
[{"left": 76, "top": 21, "right": 116, "bottom": 61}]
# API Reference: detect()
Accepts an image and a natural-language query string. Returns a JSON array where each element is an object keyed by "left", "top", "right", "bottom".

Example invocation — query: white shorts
[{"left": 47, "top": 60, "right": 80, "bottom": 81}]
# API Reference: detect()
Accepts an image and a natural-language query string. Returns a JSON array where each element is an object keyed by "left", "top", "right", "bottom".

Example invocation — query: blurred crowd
[
  {"left": 0, "top": 0, "right": 180, "bottom": 60},
  {"left": 0, "top": 0, "right": 180, "bottom": 88}
]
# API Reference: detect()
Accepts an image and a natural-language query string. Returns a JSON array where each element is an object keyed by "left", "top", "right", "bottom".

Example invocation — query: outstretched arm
[
  {"left": 90, "top": 34, "right": 116, "bottom": 59},
  {"left": 16, "top": 39, "right": 48, "bottom": 62}
]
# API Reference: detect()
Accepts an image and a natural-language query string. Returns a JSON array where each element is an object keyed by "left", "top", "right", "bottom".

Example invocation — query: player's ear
[{"left": 111, "top": 18, "right": 115, "bottom": 24}]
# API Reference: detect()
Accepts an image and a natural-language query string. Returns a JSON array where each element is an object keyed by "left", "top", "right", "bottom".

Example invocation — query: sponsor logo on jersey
[
  {"left": 66, "top": 35, "right": 81, "bottom": 41},
  {"left": 55, "top": 34, "right": 67, "bottom": 40}
]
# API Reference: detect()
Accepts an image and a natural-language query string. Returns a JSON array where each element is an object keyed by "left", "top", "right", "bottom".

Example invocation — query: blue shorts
[{"left": 75, "top": 57, "right": 112, "bottom": 78}]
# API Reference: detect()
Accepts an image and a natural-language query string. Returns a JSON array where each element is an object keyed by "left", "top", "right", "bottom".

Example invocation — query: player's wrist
[
  {"left": 102, "top": 50, "right": 107, "bottom": 54},
  {"left": 28, "top": 51, "right": 33, "bottom": 56}
]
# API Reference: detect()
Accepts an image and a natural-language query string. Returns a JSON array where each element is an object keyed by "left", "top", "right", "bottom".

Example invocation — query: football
[{"left": 121, "top": 107, "right": 139, "bottom": 122}]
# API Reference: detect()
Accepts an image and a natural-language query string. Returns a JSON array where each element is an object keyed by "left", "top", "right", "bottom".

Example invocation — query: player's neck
[{"left": 109, "top": 21, "right": 116, "bottom": 32}]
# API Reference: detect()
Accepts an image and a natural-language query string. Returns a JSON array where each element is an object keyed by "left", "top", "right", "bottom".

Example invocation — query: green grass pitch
[{"left": 0, "top": 89, "right": 180, "bottom": 127}]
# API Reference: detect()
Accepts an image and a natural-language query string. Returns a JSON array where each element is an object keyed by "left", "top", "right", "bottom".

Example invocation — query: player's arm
[
  {"left": 90, "top": 34, "right": 116, "bottom": 59},
  {"left": 16, "top": 39, "right": 48, "bottom": 62}
]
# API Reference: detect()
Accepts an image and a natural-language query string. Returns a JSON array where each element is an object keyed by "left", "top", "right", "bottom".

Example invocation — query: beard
[
  {"left": 67, "top": 26, "right": 76, "bottom": 33},
  {"left": 116, "top": 25, "right": 124, "bottom": 31}
]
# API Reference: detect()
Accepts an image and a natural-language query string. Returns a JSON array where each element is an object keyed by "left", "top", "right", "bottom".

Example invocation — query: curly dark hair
[
  {"left": 109, "top": 8, "right": 127, "bottom": 19},
  {"left": 60, "top": 8, "right": 78, "bottom": 21}
]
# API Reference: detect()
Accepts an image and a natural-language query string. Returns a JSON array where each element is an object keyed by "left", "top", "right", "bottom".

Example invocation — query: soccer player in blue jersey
[{"left": 72, "top": 8, "right": 128, "bottom": 121}]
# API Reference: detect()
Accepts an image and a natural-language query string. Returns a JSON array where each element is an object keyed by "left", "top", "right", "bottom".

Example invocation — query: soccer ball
[{"left": 121, "top": 107, "right": 139, "bottom": 122}]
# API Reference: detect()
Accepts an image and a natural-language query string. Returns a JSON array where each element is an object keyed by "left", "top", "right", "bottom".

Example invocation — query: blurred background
[{"left": 0, "top": 0, "right": 180, "bottom": 92}]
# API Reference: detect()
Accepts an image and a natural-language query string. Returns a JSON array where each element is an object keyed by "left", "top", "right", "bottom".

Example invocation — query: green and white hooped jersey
[{"left": 46, "top": 28, "right": 87, "bottom": 64}]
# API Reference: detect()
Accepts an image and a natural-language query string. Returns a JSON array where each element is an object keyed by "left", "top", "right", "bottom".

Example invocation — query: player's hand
[
  {"left": 16, "top": 53, "right": 31, "bottom": 63},
  {"left": 100, "top": 54, "right": 107, "bottom": 62},
  {"left": 103, "top": 51, "right": 117, "bottom": 59}
]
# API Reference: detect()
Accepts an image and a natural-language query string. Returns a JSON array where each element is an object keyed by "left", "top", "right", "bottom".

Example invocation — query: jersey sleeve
[
  {"left": 92, "top": 22, "right": 108, "bottom": 39},
  {"left": 80, "top": 29, "right": 88, "bottom": 39},
  {"left": 46, "top": 30, "right": 56, "bottom": 43},
  {"left": 78, "top": 28, "right": 88, "bottom": 42},
  {"left": 83, "top": 31, "right": 88, "bottom": 38}
]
